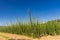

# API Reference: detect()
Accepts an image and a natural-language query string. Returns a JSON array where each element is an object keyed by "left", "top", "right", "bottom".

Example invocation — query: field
[{"left": 0, "top": 20, "right": 60, "bottom": 40}]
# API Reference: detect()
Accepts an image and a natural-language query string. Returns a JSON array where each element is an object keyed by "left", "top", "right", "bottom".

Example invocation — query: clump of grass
[
  {"left": 0, "top": 20, "right": 60, "bottom": 38},
  {"left": 0, "top": 9, "right": 60, "bottom": 38}
]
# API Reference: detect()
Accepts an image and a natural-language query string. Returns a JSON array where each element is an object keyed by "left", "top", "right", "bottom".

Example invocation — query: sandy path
[
  {"left": 0, "top": 36, "right": 6, "bottom": 40},
  {"left": 0, "top": 32, "right": 60, "bottom": 40},
  {"left": 0, "top": 32, "right": 33, "bottom": 40},
  {"left": 38, "top": 35, "right": 60, "bottom": 40}
]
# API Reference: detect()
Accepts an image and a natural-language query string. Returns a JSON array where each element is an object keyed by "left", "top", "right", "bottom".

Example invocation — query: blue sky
[{"left": 0, "top": 0, "right": 60, "bottom": 25}]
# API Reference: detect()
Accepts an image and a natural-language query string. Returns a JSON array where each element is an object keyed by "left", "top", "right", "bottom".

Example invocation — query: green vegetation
[
  {"left": 0, "top": 9, "right": 60, "bottom": 38},
  {"left": 0, "top": 20, "right": 60, "bottom": 38}
]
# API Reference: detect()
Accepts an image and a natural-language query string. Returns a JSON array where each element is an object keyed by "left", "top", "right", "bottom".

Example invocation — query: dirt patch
[
  {"left": 39, "top": 35, "right": 60, "bottom": 40},
  {"left": 0, "top": 32, "right": 60, "bottom": 40},
  {"left": 0, "top": 32, "right": 33, "bottom": 40}
]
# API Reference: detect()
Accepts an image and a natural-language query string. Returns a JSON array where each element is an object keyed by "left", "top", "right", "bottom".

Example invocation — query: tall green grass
[
  {"left": 0, "top": 9, "right": 60, "bottom": 38},
  {"left": 0, "top": 20, "right": 60, "bottom": 38}
]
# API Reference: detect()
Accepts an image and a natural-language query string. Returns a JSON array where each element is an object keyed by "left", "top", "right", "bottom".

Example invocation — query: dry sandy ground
[
  {"left": 39, "top": 35, "right": 60, "bottom": 40},
  {"left": 0, "top": 32, "right": 60, "bottom": 40}
]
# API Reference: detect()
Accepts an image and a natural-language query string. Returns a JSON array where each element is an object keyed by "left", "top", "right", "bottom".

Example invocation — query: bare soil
[{"left": 0, "top": 32, "right": 60, "bottom": 40}]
